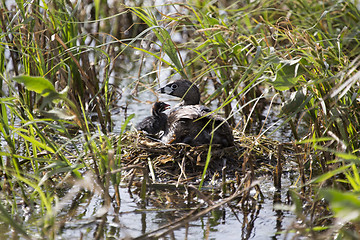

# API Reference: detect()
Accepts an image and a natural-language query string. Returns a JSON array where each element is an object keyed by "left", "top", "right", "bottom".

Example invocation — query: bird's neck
[
  {"left": 152, "top": 109, "right": 160, "bottom": 117},
  {"left": 182, "top": 95, "right": 200, "bottom": 105}
]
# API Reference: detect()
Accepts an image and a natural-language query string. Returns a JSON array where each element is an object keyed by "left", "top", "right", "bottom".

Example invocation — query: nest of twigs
[{"left": 118, "top": 129, "right": 286, "bottom": 183}]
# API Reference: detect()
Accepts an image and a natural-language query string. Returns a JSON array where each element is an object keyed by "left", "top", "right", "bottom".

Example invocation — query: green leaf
[
  {"left": 335, "top": 152, "right": 360, "bottom": 161},
  {"left": 273, "top": 67, "right": 301, "bottom": 91},
  {"left": 321, "top": 189, "right": 360, "bottom": 222},
  {"left": 120, "top": 113, "right": 135, "bottom": 135},
  {"left": 310, "top": 164, "right": 351, "bottom": 183},
  {"left": 296, "top": 137, "right": 334, "bottom": 144},
  {"left": 39, "top": 162, "right": 84, "bottom": 186},
  {"left": 40, "top": 108, "right": 76, "bottom": 121},
  {"left": 13, "top": 75, "right": 56, "bottom": 97},
  {"left": 13, "top": 76, "right": 74, "bottom": 112},
  {"left": 94, "top": 0, "right": 100, "bottom": 20},
  {"left": 130, "top": 8, "right": 187, "bottom": 78},
  {"left": 271, "top": 58, "right": 304, "bottom": 91},
  {"left": 17, "top": 132, "right": 55, "bottom": 153},
  {"left": 280, "top": 88, "right": 307, "bottom": 115},
  {"left": 0, "top": 203, "right": 31, "bottom": 240}
]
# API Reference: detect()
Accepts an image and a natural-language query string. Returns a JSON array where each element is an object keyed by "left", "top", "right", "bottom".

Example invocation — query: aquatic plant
[
  {"left": 128, "top": 0, "right": 360, "bottom": 238},
  {"left": 0, "top": 0, "right": 360, "bottom": 238}
]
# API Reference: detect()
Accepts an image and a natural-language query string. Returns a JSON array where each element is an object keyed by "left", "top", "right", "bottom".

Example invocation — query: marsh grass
[
  {"left": 1, "top": 0, "right": 360, "bottom": 238},
  {"left": 126, "top": 0, "right": 360, "bottom": 237}
]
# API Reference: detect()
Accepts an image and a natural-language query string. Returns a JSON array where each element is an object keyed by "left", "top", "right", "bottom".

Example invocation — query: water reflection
[
  {"left": 273, "top": 190, "right": 284, "bottom": 240},
  {"left": 0, "top": 177, "right": 294, "bottom": 239}
]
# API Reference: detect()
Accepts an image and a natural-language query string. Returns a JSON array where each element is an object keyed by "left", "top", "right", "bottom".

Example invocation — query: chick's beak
[{"left": 164, "top": 103, "right": 170, "bottom": 110}]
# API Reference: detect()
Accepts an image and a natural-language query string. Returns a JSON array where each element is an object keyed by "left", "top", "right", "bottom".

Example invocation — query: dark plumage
[
  {"left": 158, "top": 79, "right": 234, "bottom": 147},
  {"left": 137, "top": 101, "right": 170, "bottom": 137},
  {"left": 159, "top": 79, "right": 200, "bottom": 105}
]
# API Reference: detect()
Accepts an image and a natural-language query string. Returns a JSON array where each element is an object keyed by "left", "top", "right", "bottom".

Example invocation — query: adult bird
[{"left": 158, "top": 79, "right": 234, "bottom": 147}]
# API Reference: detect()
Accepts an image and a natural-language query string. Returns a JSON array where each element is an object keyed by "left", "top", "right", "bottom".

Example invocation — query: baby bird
[{"left": 137, "top": 101, "right": 170, "bottom": 138}]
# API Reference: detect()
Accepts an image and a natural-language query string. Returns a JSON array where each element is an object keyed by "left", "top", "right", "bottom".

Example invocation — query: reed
[
  {"left": 1, "top": 0, "right": 360, "bottom": 238},
  {"left": 129, "top": 0, "right": 360, "bottom": 237}
]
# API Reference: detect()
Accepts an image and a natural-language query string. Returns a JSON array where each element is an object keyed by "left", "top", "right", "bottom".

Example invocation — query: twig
[
  {"left": 188, "top": 184, "right": 214, "bottom": 206},
  {"left": 274, "top": 143, "right": 283, "bottom": 190}
]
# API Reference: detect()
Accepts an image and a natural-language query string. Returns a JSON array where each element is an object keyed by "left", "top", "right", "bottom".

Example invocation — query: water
[
  {"left": 79, "top": 34, "right": 298, "bottom": 240},
  {"left": 0, "top": 1, "right": 300, "bottom": 238},
  {"left": 53, "top": 177, "right": 298, "bottom": 239}
]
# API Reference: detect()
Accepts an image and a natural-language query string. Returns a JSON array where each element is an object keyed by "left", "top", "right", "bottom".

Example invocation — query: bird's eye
[{"left": 171, "top": 84, "right": 178, "bottom": 89}]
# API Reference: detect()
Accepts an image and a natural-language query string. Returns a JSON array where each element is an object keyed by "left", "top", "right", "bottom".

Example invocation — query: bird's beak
[
  {"left": 158, "top": 85, "right": 173, "bottom": 94},
  {"left": 164, "top": 103, "right": 170, "bottom": 110},
  {"left": 157, "top": 86, "right": 165, "bottom": 93}
]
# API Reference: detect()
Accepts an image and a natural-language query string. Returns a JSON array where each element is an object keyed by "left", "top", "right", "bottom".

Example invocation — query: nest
[{"left": 117, "top": 130, "right": 285, "bottom": 183}]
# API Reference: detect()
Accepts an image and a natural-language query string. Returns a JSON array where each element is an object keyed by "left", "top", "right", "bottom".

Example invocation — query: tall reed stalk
[
  {"left": 0, "top": 0, "right": 360, "bottom": 238},
  {"left": 128, "top": 0, "right": 360, "bottom": 237}
]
